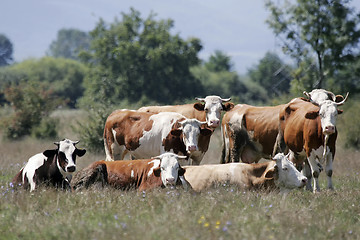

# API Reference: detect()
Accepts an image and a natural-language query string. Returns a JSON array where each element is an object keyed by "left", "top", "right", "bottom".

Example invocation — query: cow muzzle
[
  {"left": 187, "top": 145, "right": 198, "bottom": 152},
  {"left": 166, "top": 177, "right": 176, "bottom": 185},
  {"left": 66, "top": 165, "right": 76, "bottom": 172},
  {"left": 209, "top": 120, "right": 220, "bottom": 128},
  {"left": 299, "top": 177, "right": 308, "bottom": 188},
  {"left": 323, "top": 125, "right": 335, "bottom": 135}
]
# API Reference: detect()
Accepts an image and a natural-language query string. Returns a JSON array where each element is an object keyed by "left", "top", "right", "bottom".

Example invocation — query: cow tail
[{"left": 12, "top": 168, "right": 24, "bottom": 187}]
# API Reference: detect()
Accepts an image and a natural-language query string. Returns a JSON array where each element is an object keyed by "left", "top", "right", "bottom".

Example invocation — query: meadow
[{"left": 1, "top": 110, "right": 360, "bottom": 240}]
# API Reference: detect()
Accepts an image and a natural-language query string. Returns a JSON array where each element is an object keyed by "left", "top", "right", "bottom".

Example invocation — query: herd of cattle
[{"left": 12, "top": 89, "right": 348, "bottom": 193}]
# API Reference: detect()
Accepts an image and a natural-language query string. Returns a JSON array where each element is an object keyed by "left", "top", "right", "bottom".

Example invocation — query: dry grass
[{"left": 1, "top": 110, "right": 360, "bottom": 240}]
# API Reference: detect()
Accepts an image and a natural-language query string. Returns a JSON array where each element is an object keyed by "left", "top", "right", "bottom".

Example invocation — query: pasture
[{"left": 1, "top": 110, "right": 360, "bottom": 240}]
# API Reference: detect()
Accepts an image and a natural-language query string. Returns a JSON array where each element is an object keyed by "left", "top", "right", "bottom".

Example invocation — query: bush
[{"left": 31, "top": 118, "right": 59, "bottom": 139}]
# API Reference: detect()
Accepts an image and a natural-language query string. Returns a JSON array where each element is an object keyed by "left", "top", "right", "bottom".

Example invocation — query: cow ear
[
  {"left": 305, "top": 111, "right": 319, "bottom": 119},
  {"left": 337, "top": 109, "right": 343, "bottom": 115},
  {"left": 170, "top": 129, "right": 182, "bottom": 136},
  {"left": 75, "top": 148, "right": 86, "bottom": 157},
  {"left": 193, "top": 102, "right": 205, "bottom": 111},
  {"left": 335, "top": 95, "right": 344, "bottom": 103},
  {"left": 43, "top": 150, "right": 56, "bottom": 158},
  {"left": 153, "top": 167, "right": 161, "bottom": 177},
  {"left": 265, "top": 165, "right": 278, "bottom": 179},
  {"left": 200, "top": 128, "right": 213, "bottom": 136},
  {"left": 223, "top": 102, "right": 234, "bottom": 111},
  {"left": 178, "top": 167, "right": 185, "bottom": 176}
]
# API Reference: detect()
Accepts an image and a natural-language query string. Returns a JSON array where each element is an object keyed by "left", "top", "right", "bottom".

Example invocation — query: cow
[
  {"left": 71, "top": 153, "right": 187, "bottom": 191},
  {"left": 279, "top": 95, "right": 347, "bottom": 192},
  {"left": 138, "top": 95, "right": 234, "bottom": 128},
  {"left": 182, "top": 153, "right": 307, "bottom": 192},
  {"left": 12, "top": 139, "right": 86, "bottom": 192},
  {"left": 220, "top": 103, "right": 287, "bottom": 164},
  {"left": 103, "top": 110, "right": 213, "bottom": 165}
]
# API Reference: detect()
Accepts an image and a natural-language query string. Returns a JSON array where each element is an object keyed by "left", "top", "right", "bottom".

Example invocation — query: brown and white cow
[
  {"left": 103, "top": 110, "right": 213, "bottom": 165},
  {"left": 12, "top": 139, "right": 86, "bottom": 192},
  {"left": 221, "top": 103, "right": 286, "bottom": 164},
  {"left": 279, "top": 96, "right": 347, "bottom": 192},
  {"left": 138, "top": 95, "right": 234, "bottom": 128},
  {"left": 71, "top": 153, "right": 187, "bottom": 191},
  {"left": 183, "top": 153, "right": 307, "bottom": 192}
]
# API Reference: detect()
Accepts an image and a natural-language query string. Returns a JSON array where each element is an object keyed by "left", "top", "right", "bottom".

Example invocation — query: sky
[{"left": 2, "top": 0, "right": 360, "bottom": 74}]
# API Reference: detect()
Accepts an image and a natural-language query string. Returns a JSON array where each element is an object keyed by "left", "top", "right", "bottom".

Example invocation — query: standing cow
[
  {"left": 138, "top": 95, "right": 234, "bottom": 129},
  {"left": 103, "top": 110, "right": 213, "bottom": 165},
  {"left": 221, "top": 103, "right": 286, "bottom": 164},
  {"left": 279, "top": 95, "right": 347, "bottom": 192},
  {"left": 71, "top": 153, "right": 186, "bottom": 191},
  {"left": 12, "top": 139, "right": 86, "bottom": 192}
]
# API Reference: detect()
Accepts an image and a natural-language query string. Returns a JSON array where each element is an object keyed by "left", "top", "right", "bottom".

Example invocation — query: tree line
[{"left": 0, "top": 2, "right": 359, "bottom": 149}]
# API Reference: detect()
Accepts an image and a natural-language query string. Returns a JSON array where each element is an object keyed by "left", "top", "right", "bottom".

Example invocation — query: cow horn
[
  {"left": 221, "top": 97, "right": 231, "bottom": 102},
  {"left": 73, "top": 140, "right": 80, "bottom": 145},
  {"left": 195, "top": 97, "right": 205, "bottom": 102},
  {"left": 335, "top": 92, "right": 349, "bottom": 106},
  {"left": 177, "top": 155, "right": 188, "bottom": 159},
  {"left": 303, "top": 91, "right": 311, "bottom": 99}
]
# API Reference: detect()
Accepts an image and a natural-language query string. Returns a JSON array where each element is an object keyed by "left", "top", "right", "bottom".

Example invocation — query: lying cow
[
  {"left": 221, "top": 103, "right": 286, "bottom": 164},
  {"left": 12, "top": 139, "right": 86, "bottom": 192},
  {"left": 71, "top": 153, "right": 187, "bottom": 191},
  {"left": 138, "top": 95, "right": 234, "bottom": 128},
  {"left": 279, "top": 95, "right": 347, "bottom": 192},
  {"left": 104, "top": 110, "right": 213, "bottom": 165},
  {"left": 183, "top": 153, "right": 307, "bottom": 192}
]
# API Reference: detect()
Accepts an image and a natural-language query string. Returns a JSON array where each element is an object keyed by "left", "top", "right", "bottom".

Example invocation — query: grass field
[{"left": 1, "top": 110, "right": 360, "bottom": 240}]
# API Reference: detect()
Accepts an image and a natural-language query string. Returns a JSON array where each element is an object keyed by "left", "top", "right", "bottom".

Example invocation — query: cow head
[
  {"left": 267, "top": 153, "right": 307, "bottom": 190},
  {"left": 193, "top": 95, "right": 234, "bottom": 128},
  {"left": 304, "top": 94, "right": 347, "bottom": 135},
  {"left": 303, "top": 89, "right": 348, "bottom": 106},
  {"left": 152, "top": 153, "right": 186, "bottom": 186},
  {"left": 170, "top": 118, "right": 213, "bottom": 154},
  {"left": 44, "top": 139, "right": 86, "bottom": 178}
]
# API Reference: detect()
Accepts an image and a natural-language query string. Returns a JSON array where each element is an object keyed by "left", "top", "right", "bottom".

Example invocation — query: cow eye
[
  {"left": 204, "top": 108, "right": 209, "bottom": 113},
  {"left": 161, "top": 167, "right": 165, "bottom": 171}
]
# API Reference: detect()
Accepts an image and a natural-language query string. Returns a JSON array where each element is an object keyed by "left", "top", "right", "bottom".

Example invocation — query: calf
[
  {"left": 104, "top": 110, "right": 213, "bottom": 165},
  {"left": 71, "top": 153, "right": 187, "bottom": 191},
  {"left": 138, "top": 95, "right": 234, "bottom": 128},
  {"left": 12, "top": 139, "right": 86, "bottom": 192},
  {"left": 183, "top": 153, "right": 307, "bottom": 192}
]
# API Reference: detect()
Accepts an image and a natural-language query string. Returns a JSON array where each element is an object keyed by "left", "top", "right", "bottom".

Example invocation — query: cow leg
[
  {"left": 302, "top": 161, "right": 312, "bottom": 191},
  {"left": 307, "top": 156, "right": 322, "bottom": 192},
  {"left": 325, "top": 154, "right": 334, "bottom": 190}
]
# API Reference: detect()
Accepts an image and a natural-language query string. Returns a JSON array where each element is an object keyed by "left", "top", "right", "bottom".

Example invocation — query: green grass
[{"left": 1, "top": 111, "right": 360, "bottom": 240}]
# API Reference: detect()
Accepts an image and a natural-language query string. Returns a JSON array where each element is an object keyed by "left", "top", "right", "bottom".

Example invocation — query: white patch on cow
[
  {"left": 22, "top": 153, "right": 47, "bottom": 192},
  {"left": 179, "top": 119, "right": 204, "bottom": 153},
  {"left": 131, "top": 170, "right": 134, "bottom": 178},
  {"left": 147, "top": 159, "right": 161, "bottom": 177},
  {"left": 134, "top": 112, "right": 184, "bottom": 159},
  {"left": 318, "top": 100, "right": 338, "bottom": 134},
  {"left": 273, "top": 153, "right": 307, "bottom": 191},
  {"left": 229, "top": 163, "right": 237, "bottom": 177}
]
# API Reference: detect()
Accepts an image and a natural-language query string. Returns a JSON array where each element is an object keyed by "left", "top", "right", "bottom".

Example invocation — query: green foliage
[
  {"left": 204, "top": 50, "right": 233, "bottom": 72},
  {"left": 0, "top": 34, "right": 13, "bottom": 66},
  {"left": 79, "top": 8, "right": 203, "bottom": 106},
  {"left": 0, "top": 57, "right": 87, "bottom": 107},
  {"left": 47, "top": 28, "right": 91, "bottom": 61},
  {"left": 248, "top": 52, "right": 292, "bottom": 97},
  {"left": 31, "top": 118, "right": 59, "bottom": 139},
  {"left": 0, "top": 81, "right": 61, "bottom": 140},
  {"left": 265, "top": 0, "right": 360, "bottom": 89},
  {"left": 337, "top": 96, "right": 360, "bottom": 149}
]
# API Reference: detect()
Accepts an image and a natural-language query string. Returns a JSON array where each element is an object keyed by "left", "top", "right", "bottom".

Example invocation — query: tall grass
[{"left": 1, "top": 110, "right": 360, "bottom": 240}]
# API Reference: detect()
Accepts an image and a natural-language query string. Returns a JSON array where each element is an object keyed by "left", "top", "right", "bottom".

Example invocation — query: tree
[
  {"left": 247, "top": 52, "right": 292, "bottom": 96},
  {"left": 204, "top": 50, "right": 234, "bottom": 72},
  {"left": 0, "top": 57, "right": 87, "bottom": 107},
  {"left": 0, "top": 34, "right": 13, "bottom": 66},
  {"left": 79, "top": 8, "right": 203, "bottom": 106},
  {"left": 265, "top": 0, "right": 360, "bottom": 89},
  {"left": 47, "top": 28, "right": 90, "bottom": 60}
]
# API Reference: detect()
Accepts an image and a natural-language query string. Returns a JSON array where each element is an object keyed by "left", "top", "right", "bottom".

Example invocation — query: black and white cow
[{"left": 12, "top": 139, "right": 86, "bottom": 192}]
